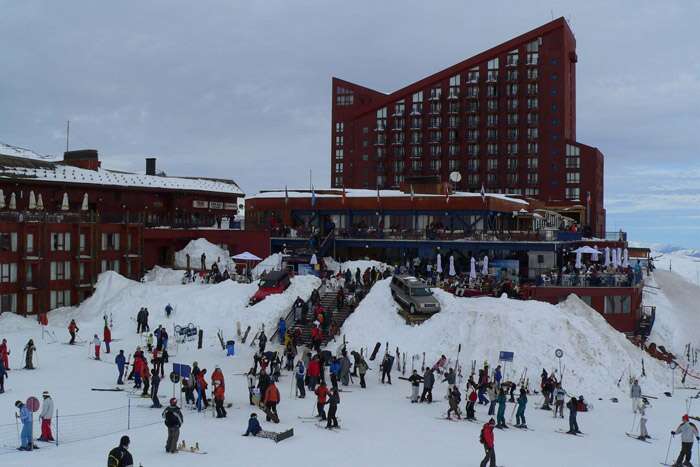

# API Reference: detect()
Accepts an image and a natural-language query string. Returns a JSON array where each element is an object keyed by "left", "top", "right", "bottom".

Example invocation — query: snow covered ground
[
  {"left": 0, "top": 268, "right": 699, "bottom": 466},
  {"left": 173, "top": 239, "right": 234, "bottom": 271}
]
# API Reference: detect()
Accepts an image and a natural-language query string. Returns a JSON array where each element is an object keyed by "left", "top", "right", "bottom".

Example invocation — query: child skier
[{"left": 93, "top": 335, "right": 101, "bottom": 360}]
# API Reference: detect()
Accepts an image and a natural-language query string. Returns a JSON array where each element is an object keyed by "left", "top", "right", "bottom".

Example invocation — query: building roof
[
  {"left": 0, "top": 151, "right": 244, "bottom": 197},
  {"left": 248, "top": 188, "right": 528, "bottom": 205}
]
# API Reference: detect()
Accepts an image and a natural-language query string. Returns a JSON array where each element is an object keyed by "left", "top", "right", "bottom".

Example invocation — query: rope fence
[{"left": 0, "top": 399, "right": 161, "bottom": 455}]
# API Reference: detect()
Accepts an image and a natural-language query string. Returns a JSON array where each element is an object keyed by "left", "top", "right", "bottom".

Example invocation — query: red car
[{"left": 249, "top": 271, "right": 291, "bottom": 306}]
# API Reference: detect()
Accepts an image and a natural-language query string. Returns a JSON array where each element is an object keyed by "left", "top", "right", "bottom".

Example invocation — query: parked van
[{"left": 389, "top": 275, "right": 440, "bottom": 315}]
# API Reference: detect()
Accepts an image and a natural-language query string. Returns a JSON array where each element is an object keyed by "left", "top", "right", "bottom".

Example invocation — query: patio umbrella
[
  {"left": 61, "top": 192, "right": 69, "bottom": 211},
  {"left": 309, "top": 254, "right": 318, "bottom": 265},
  {"left": 436, "top": 253, "right": 442, "bottom": 274},
  {"left": 448, "top": 255, "right": 456, "bottom": 277},
  {"left": 0, "top": 189, "right": 5, "bottom": 209},
  {"left": 37, "top": 194, "right": 44, "bottom": 211},
  {"left": 575, "top": 251, "right": 583, "bottom": 269},
  {"left": 604, "top": 247, "right": 610, "bottom": 267},
  {"left": 9, "top": 192, "right": 16, "bottom": 210},
  {"left": 469, "top": 257, "right": 477, "bottom": 280},
  {"left": 623, "top": 249, "right": 629, "bottom": 268},
  {"left": 276, "top": 254, "right": 283, "bottom": 271},
  {"left": 28, "top": 191, "right": 36, "bottom": 210},
  {"left": 611, "top": 248, "right": 618, "bottom": 267},
  {"left": 592, "top": 247, "right": 600, "bottom": 262},
  {"left": 482, "top": 255, "right": 489, "bottom": 275},
  {"left": 81, "top": 193, "right": 89, "bottom": 211},
  {"left": 616, "top": 248, "right": 623, "bottom": 267}
]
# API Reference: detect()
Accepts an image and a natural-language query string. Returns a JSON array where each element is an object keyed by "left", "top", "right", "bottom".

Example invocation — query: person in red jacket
[
  {"left": 213, "top": 382, "right": 226, "bottom": 418},
  {"left": 211, "top": 366, "right": 225, "bottom": 391},
  {"left": 103, "top": 326, "right": 112, "bottom": 354},
  {"left": 196, "top": 369, "right": 209, "bottom": 411},
  {"left": 480, "top": 418, "right": 496, "bottom": 467},
  {"left": 307, "top": 355, "right": 321, "bottom": 390},
  {"left": 132, "top": 354, "right": 144, "bottom": 389},
  {"left": 310, "top": 326, "right": 322, "bottom": 352},
  {"left": 264, "top": 381, "right": 280, "bottom": 423},
  {"left": 0, "top": 339, "right": 10, "bottom": 371},
  {"left": 315, "top": 381, "right": 329, "bottom": 420},
  {"left": 68, "top": 320, "right": 79, "bottom": 345}
]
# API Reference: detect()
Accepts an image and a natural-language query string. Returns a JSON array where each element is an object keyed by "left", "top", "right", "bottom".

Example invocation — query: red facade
[{"left": 331, "top": 17, "right": 605, "bottom": 237}]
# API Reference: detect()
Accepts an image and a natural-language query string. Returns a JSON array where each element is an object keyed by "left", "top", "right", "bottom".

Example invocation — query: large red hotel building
[{"left": 331, "top": 17, "right": 605, "bottom": 237}]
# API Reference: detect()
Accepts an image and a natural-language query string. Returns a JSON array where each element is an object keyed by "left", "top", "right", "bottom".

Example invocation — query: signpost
[
  {"left": 555, "top": 348, "right": 564, "bottom": 379},
  {"left": 172, "top": 363, "right": 192, "bottom": 401},
  {"left": 499, "top": 351, "right": 514, "bottom": 381}
]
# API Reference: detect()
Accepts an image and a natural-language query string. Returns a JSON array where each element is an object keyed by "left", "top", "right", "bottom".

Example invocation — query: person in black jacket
[
  {"left": 162, "top": 398, "right": 184, "bottom": 453},
  {"left": 107, "top": 435, "right": 133, "bottom": 467},
  {"left": 420, "top": 368, "right": 435, "bottom": 403},
  {"left": 407, "top": 370, "right": 423, "bottom": 403},
  {"left": 150, "top": 369, "right": 162, "bottom": 408},
  {"left": 326, "top": 388, "right": 340, "bottom": 429}
]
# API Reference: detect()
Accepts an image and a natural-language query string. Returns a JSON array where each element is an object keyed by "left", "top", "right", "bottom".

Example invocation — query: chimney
[
  {"left": 146, "top": 157, "right": 156, "bottom": 176},
  {"left": 63, "top": 149, "right": 100, "bottom": 171}
]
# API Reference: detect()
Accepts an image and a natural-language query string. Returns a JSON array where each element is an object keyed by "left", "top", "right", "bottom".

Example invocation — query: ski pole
[{"left": 664, "top": 433, "right": 673, "bottom": 465}]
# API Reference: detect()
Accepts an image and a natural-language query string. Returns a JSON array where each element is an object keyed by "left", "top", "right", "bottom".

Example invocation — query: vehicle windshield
[
  {"left": 410, "top": 287, "right": 432, "bottom": 297},
  {"left": 258, "top": 279, "right": 278, "bottom": 288}
]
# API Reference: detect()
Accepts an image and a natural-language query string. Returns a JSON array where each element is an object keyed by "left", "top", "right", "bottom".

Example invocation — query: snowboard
[
  {"left": 369, "top": 342, "right": 381, "bottom": 361},
  {"left": 274, "top": 428, "right": 294, "bottom": 442},
  {"left": 91, "top": 388, "right": 125, "bottom": 392},
  {"left": 178, "top": 450, "right": 208, "bottom": 455},
  {"left": 241, "top": 326, "right": 252, "bottom": 343}
]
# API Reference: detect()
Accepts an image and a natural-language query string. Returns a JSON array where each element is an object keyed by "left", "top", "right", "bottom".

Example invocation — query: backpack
[{"left": 479, "top": 427, "right": 485, "bottom": 444}]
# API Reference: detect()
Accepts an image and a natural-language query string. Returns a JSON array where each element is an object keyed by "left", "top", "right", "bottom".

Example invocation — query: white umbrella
[
  {"left": 448, "top": 255, "right": 456, "bottom": 277},
  {"left": 436, "top": 253, "right": 443, "bottom": 274},
  {"left": 276, "top": 254, "right": 283, "bottom": 271},
  {"left": 81, "top": 193, "right": 89, "bottom": 211},
  {"left": 309, "top": 254, "right": 318, "bottom": 265},
  {"left": 37, "top": 194, "right": 44, "bottom": 211},
  {"left": 575, "top": 251, "right": 583, "bottom": 269},
  {"left": 0, "top": 189, "right": 5, "bottom": 209},
  {"left": 61, "top": 192, "right": 69, "bottom": 211},
  {"left": 592, "top": 247, "right": 600, "bottom": 262},
  {"left": 616, "top": 248, "right": 623, "bottom": 267},
  {"left": 623, "top": 249, "right": 629, "bottom": 268},
  {"left": 9, "top": 192, "right": 16, "bottom": 210},
  {"left": 233, "top": 251, "right": 262, "bottom": 261},
  {"left": 611, "top": 248, "right": 618, "bottom": 267},
  {"left": 469, "top": 257, "right": 477, "bottom": 280},
  {"left": 604, "top": 247, "right": 610, "bottom": 267},
  {"left": 482, "top": 255, "right": 489, "bottom": 275},
  {"left": 28, "top": 191, "right": 36, "bottom": 210}
]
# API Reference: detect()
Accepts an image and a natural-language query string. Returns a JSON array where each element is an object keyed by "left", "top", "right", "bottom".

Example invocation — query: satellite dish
[{"left": 449, "top": 171, "right": 462, "bottom": 183}]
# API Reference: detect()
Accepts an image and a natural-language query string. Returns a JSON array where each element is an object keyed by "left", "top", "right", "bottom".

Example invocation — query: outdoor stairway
[{"left": 289, "top": 289, "right": 356, "bottom": 347}]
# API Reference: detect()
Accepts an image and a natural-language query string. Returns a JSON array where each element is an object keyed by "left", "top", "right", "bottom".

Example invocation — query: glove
[{"left": 671, "top": 431, "right": 675, "bottom": 435}]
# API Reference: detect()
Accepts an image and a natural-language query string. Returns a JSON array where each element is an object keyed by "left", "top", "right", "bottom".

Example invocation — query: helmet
[
  {"left": 683, "top": 414, "right": 690, "bottom": 422},
  {"left": 170, "top": 398, "right": 177, "bottom": 406}
]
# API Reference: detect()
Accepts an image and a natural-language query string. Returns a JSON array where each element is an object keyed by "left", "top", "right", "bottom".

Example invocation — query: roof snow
[{"left": 0, "top": 151, "right": 243, "bottom": 196}]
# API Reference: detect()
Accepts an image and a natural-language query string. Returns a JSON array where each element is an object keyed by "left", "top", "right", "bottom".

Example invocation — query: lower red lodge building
[{"left": 0, "top": 146, "right": 268, "bottom": 315}]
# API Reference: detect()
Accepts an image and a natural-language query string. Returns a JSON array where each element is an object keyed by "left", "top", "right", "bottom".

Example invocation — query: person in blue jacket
[
  {"left": 295, "top": 360, "right": 306, "bottom": 399},
  {"left": 0, "top": 358, "right": 7, "bottom": 393},
  {"left": 243, "top": 413, "right": 276, "bottom": 440},
  {"left": 115, "top": 350, "right": 127, "bottom": 385},
  {"left": 15, "top": 400, "right": 34, "bottom": 451},
  {"left": 494, "top": 365, "right": 502, "bottom": 388},
  {"left": 329, "top": 358, "right": 341, "bottom": 391},
  {"left": 277, "top": 318, "right": 286, "bottom": 344}
]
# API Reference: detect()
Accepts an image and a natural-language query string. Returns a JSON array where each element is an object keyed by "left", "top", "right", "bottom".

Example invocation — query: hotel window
[
  {"left": 393, "top": 146, "right": 405, "bottom": 157},
  {"left": 50, "top": 261, "right": 71, "bottom": 280},
  {"left": 1, "top": 294, "right": 17, "bottom": 313},
  {"left": 448, "top": 75, "right": 460, "bottom": 98},
  {"left": 335, "top": 149, "right": 344, "bottom": 159},
  {"left": 527, "top": 113, "right": 539, "bottom": 126},
  {"left": 468, "top": 174, "right": 480, "bottom": 186},
  {"left": 410, "top": 117, "right": 422, "bottom": 129},
  {"left": 487, "top": 173, "right": 497, "bottom": 186},
  {"left": 527, "top": 142, "right": 539, "bottom": 155},
  {"left": 467, "top": 159, "right": 480, "bottom": 171},
  {"left": 447, "top": 130, "right": 458, "bottom": 143},
  {"left": 507, "top": 143, "right": 518, "bottom": 155},
  {"left": 335, "top": 163, "right": 344, "bottom": 173},
  {"left": 466, "top": 129, "right": 479, "bottom": 141},
  {"left": 334, "top": 175, "right": 343, "bottom": 186},
  {"left": 376, "top": 147, "right": 386, "bottom": 158},
  {"left": 448, "top": 144, "right": 459, "bottom": 156},
  {"left": 527, "top": 68, "right": 539, "bottom": 80},
  {"left": 527, "top": 98, "right": 538, "bottom": 110},
  {"left": 487, "top": 99, "right": 498, "bottom": 111},
  {"left": 566, "top": 144, "right": 581, "bottom": 156},
  {"left": 376, "top": 107, "right": 387, "bottom": 130},
  {"left": 527, "top": 83, "right": 538, "bottom": 95},
  {"left": 527, "top": 173, "right": 539, "bottom": 185},
  {"left": 429, "top": 87, "right": 442, "bottom": 100},
  {"left": 605, "top": 296, "right": 631, "bottom": 315},
  {"left": 394, "top": 174, "right": 405, "bottom": 184},
  {"left": 51, "top": 232, "right": 70, "bottom": 252},
  {"left": 566, "top": 172, "right": 581, "bottom": 184},
  {"left": 507, "top": 99, "right": 518, "bottom": 111},
  {"left": 508, "top": 188, "right": 523, "bottom": 195},
  {"left": 393, "top": 160, "right": 405, "bottom": 173},
  {"left": 486, "top": 114, "right": 498, "bottom": 127},
  {"left": 507, "top": 173, "right": 519, "bottom": 185},
  {"left": 429, "top": 116, "right": 442, "bottom": 128},
  {"left": 79, "top": 233, "right": 88, "bottom": 253},
  {"left": 506, "top": 49, "right": 519, "bottom": 67},
  {"left": 448, "top": 101, "right": 460, "bottom": 113},
  {"left": 410, "top": 131, "right": 422, "bottom": 144},
  {"left": 362, "top": 154, "right": 369, "bottom": 161},
  {"left": 466, "top": 86, "right": 479, "bottom": 98},
  {"left": 394, "top": 100, "right": 405, "bottom": 115},
  {"left": 411, "top": 159, "right": 423, "bottom": 170},
  {"left": 0, "top": 263, "right": 17, "bottom": 283},
  {"left": 507, "top": 114, "right": 518, "bottom": 125},
  {"left": 566, "top": 156, "right": 580, "bottom": 169},
  {"left": 466, "top": 67, "right": 479, "bottom": 83},
  {"left": 376, "top": 133, "right": 386, "bottom": 145},
  {"left": 336, "top": 86, "right": 354, "bottom": 106},
  {"left": 79, "top": 263, "right": 87, "bottom": 282},
  {"left": 487, "top": 58, "right": 499, "bottom": 82},
  {"left": 565, "top": 187, "right": 581, "bottom": 200},
  {"left": 26, "top": 293, "right": 33, "bottom": 314},
  {"left": 507, "top": 158, "right": 518, "bottom": 171},
  {"left": 335, "top": 135, "right": 343, "bottom": 146},
  {"left": 411, "top": 146, "right": 423, "bottom": 158},
  {"left": 101, "top": 233, "right": 120, "bottom": 251},
  {"left": 487, "top": 159, "right": 498, "bottom": 171},
  {"left": 335, "top": 122, "right": 344, "bottom": 133},
  {"left": 429, "top": 101, "right": 442, "bottom": 114},
  {"left": 429, "top": 159, "right": 442, "bottom": 171},
  {"left": 448, "top": 159, "right": 460, "bottom": 170},
  {"left": 393, "top": 132, "right": 405, "bottom": 145},
  {"left": 25, "top": 233, "right": 34, "bottom": 254},
  {"left": 526, "top": 39, "right": 540, "bottom": 65},
  {"left": 376, "top": 175, "right": 386, "bottom": 187},
  {"left": 527, "top": 128, "right": 539, "bottom": 140},
  {"left": 525, "top": 188, "right": 539, "bottom": 196},
  {"left": 527, "top": 157, "right": 539, "bottom": 170},
  {"left": 487, "top": 143, "right": 498, "bottom": 155},
  {"left": 466, "top": 115, "right": 479, "bottom": 128},
  {"left": 506, "top": 69, "right": 519, "bottom": 81},
  {"left": 50, "top": 290, "right": 71, "bottom": 309},
  {"left": 447, "top": 115, "right": 459, "bottom": 128},
  {"left": 466, "top": 101, "right": 479, "bottom": 113},
  {"left": 467, "top": 144, "right": 479, "bottom": 156},
  {"left": 486, "top": 85, "right": 498, "bottom": 97},
  {"left": 506, "top": 84, "right": 518, "bottom": 96},
  {"left": 101, "top": 259, "right": 120, "bottom": 273},
  {"left": 393, "top": 117, "right": 405, "bottom": 130},
  {"left": 507, "top": 128, "right": 519, "bottom": 140},
  {"left": 411, "top": 91, "right": 423, "bottom": 114},
  {"left": 487, "top": 129, "right": 498, "bottom": 140},
  {"left": 429, "top": 145, "right": 442, "bottom": 157}
]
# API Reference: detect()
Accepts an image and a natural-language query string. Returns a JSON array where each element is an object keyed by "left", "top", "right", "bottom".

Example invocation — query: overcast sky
[{"left": 1, "top": 1, "right": 698, "bottom": 247}]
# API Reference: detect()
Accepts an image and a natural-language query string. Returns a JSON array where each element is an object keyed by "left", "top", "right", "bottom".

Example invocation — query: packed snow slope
[
  {"left": 341, "top": 279, "right": 669, "bottom": 397},
  {"left": 174, "top": 238, "right": 234, "bottom": 270}
]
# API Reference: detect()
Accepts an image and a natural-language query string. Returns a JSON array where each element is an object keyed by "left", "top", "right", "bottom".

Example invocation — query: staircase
[{"left": 290, "top": 288, "right": 356, "bottom": 347}]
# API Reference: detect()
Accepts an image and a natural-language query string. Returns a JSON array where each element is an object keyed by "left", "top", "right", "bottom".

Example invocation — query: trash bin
[{"left": 226, "top": 340, "right": 235, "bottom": 356}]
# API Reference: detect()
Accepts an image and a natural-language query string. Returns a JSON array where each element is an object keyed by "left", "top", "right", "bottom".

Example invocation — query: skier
[
  {"left": 258, "top": 329, "right": 267, "bottom": 354},
  {"left": 23, "top": 339, "right": 36, "bottom": 369},
  {"left": 277, "top": 318, "right": 286, "bottom": 344},
  {"left": 329, "top": 357, "right": 341, "bottom": 391},
  {"left": 487, "top": 383, "right": 497, "bottom": 416},
  {"left": 420, "top": 367, "right": 434, "bottom": 403},
  {"left": 115, "top": 350, "right": 127, "bottom": 385},
  {"left": 295, "top": 360, "right": 306, "bottom": 398},
  {"left": 432, "top": 354, "right": 447, "bottom": 373},
  {"left": 107, "top": 435, "right": 133, "bottom": 467},
  {"left": 496, "top": 388, "right": 507, "bottom": 428},
  {"left": 447, "top": 385, "right": 461, "bottom": 420},
  {"left": 214, "top": 381, "right": 227, "bottom": 418},
  {"left": 553, "top": 383, "right": 566, "bottom": 418},
  {"left": 264, "top": 380, "right": 280, "bottom": 423},
  {"left": 151, "top": 369, "right": 162, "bottom": 408},
  {"left": 68, "top": 319, "right": 79, "bottom": 345},
  {"left": 141, "top": 361, "right": 150, "bottom": 397},
  {"left": 339, "top": 352, "right": 351, "bottom": 386},
  {"left": 103, "top": 325, "right": 112, "bottom": 354},
  {"left": 165, "top": 303, "right": 173, "bottom": 318},
  {"left": 146, "top": 333, "right": 154, "bottom": 352},
  {"left": 315, "top": 381, "right": 329, "bottom": 420},
  {"left": 493, "top": 365, "right": 502, "bottom": 388},
  {"left": 671, "top": 414, "right": 699, "bottom": 467},
  {"left": 0, "top": 356, "right": 7, "bottom": 393},
  {"left": 38, "top": 391, "right": 55, "bottom": 442},
  {"left": 0, "top": 338, "right": 10, "bottom": 370},
  {"left": 211, "top": 365, "right": 225, "bottom": 390},
  {"left": 15, "top": 400, "right": 34, "bottom": 451},
  {"left": 326, "top": 387, "right": 340, "bottom": 429},
  {"left": 246, "top": 367, "right": 256, "bottom": 405},
  {"left": 637, "top": 399, "right": 649, "bottom": 440},
  {"left": 479, "top": 418, "right": 496, "bottom": 467},
  {"left": 630, "top": 379, "right": 642, "bottom": 413},
  {"left": 307, "top": 355, "right": 321, "bottom": 390},
  {"left": 407, "top": 369, "right": 423, "bottom": 403},
  {"left": 515, "top": 387, "right": 528, "bottom": 428},
  {"left": 200, "top": 252, "right": 206, "bottom": 270},
  {"left": 566, "top": 396, "right": 581, "bottom": 434},
  {"left": 380, "top": 353, "right": 393, "bottom": 384},
  {"left": 92, "top": 334, "right": 101, "bottom": 360},
  {"left": 466, "top": 387, "right": 478, "bottom": 420},
  {"left": 195, "top": 368, "right": 209, "bottom": 412},
  {"left": 162, "top": 398, "right": 183, "bottom": 454},
  {"left": 357, "top": 356, "right": 369, "bottom": 389},
  {"left": 142, "top": 308, "right": 150, "bottom": 333},
  {"left": 443, "top": 367, "right": 456, "bottom": 398}
]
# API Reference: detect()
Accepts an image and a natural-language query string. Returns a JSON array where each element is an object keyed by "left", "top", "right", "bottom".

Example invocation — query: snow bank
[
  {"left": 142, "top": 266, "right": 189, "bottom": 285},
  {"left": 652, "top": 248, "right": 700, "bottom": 286},
  {"left": 251, "top": 253, "right": 283, "bottom": 278},
  {"left": 174, "top": 238, "right": 233, "bottom": 270},
  {"left": 340, "top": 279, "right": 669, "bottom": 397}
]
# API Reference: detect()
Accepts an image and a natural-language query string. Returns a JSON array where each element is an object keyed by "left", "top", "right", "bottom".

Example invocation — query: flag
[
  {"left": 284, "top": 185, "right": 289, "bottom": 206},
  {"left": 311, "top": 185, "right": 317, "bottom": 208},
  {"left": 341, "top": 186, "right": 346, "bottom": 205},
  {"left": 480, "top": 184, "right": 486, "bottom": 204}
]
